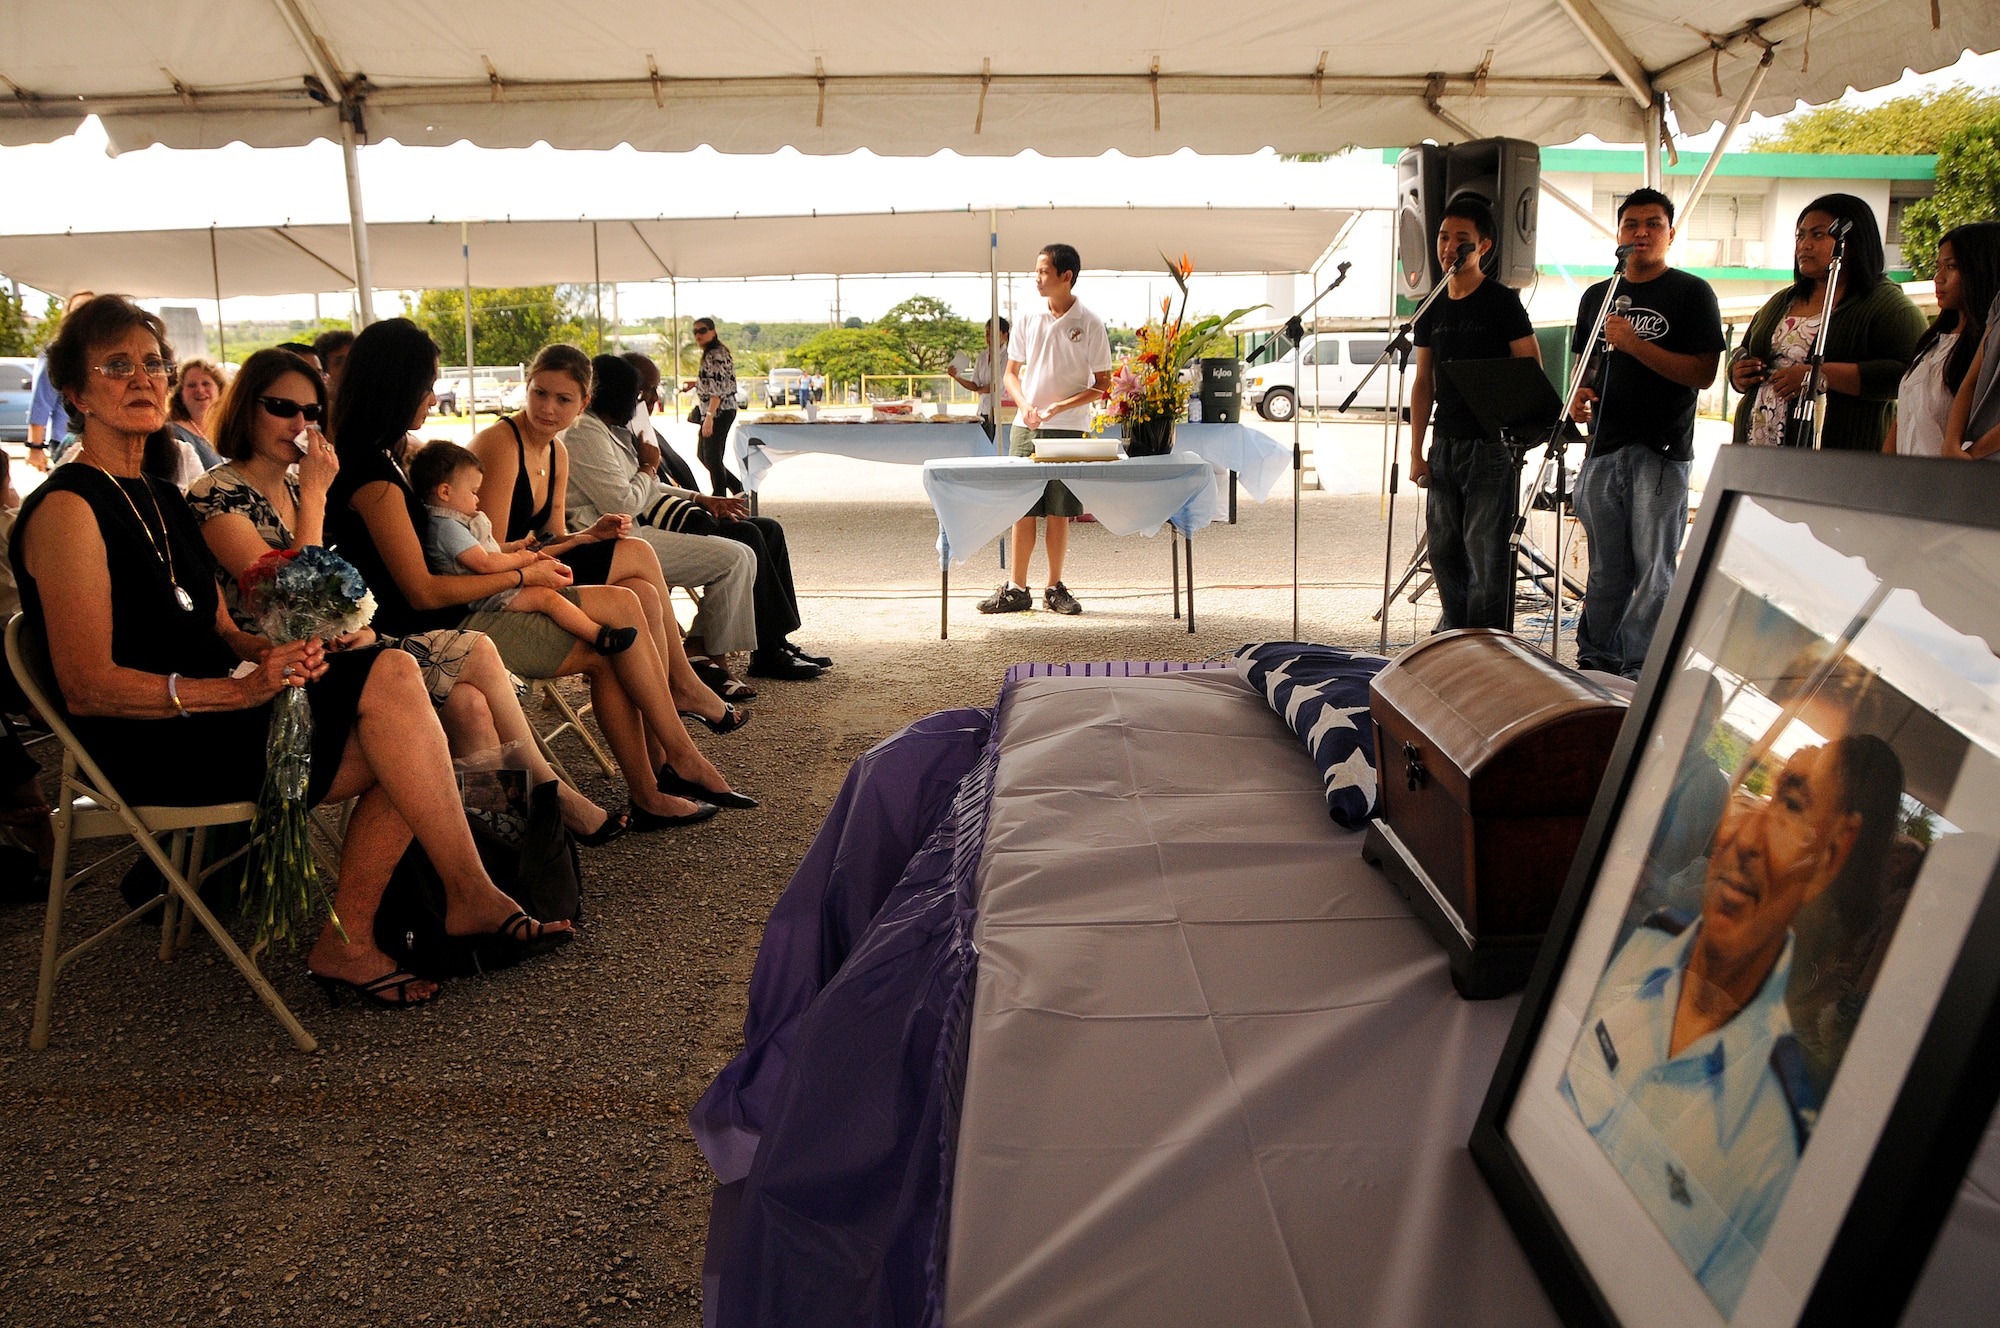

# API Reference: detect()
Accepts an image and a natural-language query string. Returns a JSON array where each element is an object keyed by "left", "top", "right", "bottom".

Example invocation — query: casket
[{"left": 1361, "top": 630, "right": 1627, "bottom": 998}]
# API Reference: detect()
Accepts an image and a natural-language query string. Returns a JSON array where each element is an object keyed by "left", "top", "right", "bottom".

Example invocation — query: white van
[{"left": 1241, "top": 333, "right": 1400, "bottom": 421}]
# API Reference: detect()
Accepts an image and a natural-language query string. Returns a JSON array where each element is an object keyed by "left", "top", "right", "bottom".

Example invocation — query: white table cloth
[
  {"left": 946, "top": 671, "right": 1555, "bottom": 1328},
  {"left": 1099, "top": 421, "right": 1290, "bottom": 503},
  {"left": 730, "top": 420, "right": 998, "bottom": 491},
  {"left": 922, "top": 453, "right": 1218, "bottom": 568}
]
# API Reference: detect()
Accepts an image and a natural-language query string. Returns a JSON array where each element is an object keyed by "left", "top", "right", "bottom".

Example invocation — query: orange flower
[{"left": 1178, "top": 252, "right": 1194, "bottom": 279}]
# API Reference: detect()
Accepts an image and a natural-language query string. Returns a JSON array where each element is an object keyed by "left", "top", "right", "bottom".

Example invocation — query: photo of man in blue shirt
[{"left": 1561, "top": 733, "right": 1903, "bottom": 1315}]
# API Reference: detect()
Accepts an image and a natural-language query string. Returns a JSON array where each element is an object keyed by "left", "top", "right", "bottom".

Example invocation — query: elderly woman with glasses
[
  {"left": 9, "top": 297, "right": 571, "bottom": 1008},
  {"left": 186, "top": 346, "right": 625, "bottom": 845}
]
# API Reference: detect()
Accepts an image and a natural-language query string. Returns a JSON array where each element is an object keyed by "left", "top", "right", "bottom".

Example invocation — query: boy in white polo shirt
[{"left": 983, "top": 242, "right": 1113, "bottom": 616}]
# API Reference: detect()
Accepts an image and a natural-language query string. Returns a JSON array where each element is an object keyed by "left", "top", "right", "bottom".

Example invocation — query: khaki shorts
[
  {"left": 459, "top": 588, "right": 586, "bottom": 679},
  {"left": 1009, "top": 426, "right": 1086, "bottom": 518}
]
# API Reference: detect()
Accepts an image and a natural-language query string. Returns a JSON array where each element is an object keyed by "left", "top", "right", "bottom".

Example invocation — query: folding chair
[
  {"left": 519, "top": 674, "right": 617, "bottom": 785},
  {"left": 7, "top": 616, "right": 317, "bottom": 1053}
]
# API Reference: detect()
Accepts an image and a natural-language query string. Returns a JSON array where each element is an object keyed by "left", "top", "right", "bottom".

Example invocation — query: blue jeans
[
  {"left": 1574, "top": 446, "right": 1690, "bottom": 678},
  {"left": 1425, "top": 435, "right": 1515, "bottom": 631}
]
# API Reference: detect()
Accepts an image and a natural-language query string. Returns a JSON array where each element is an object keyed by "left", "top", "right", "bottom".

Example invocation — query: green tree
[
  {"left": 791, "top": 326, "right": 911, "bottom": 385},
  {"left": 876, "top": 295, "right": 981, "bottom": 373},
  {"left": 1749, "top": 85, "right": 2000, "bottom": 154},
  {"left": 405, "top": 286, "right": 589, "bottom": 366},
  {"left": 0, "top": 289, "right": 31, "bottom": 356},
  {"left": 1902, "top": 113, "right": 2000, "bottom": 278}
]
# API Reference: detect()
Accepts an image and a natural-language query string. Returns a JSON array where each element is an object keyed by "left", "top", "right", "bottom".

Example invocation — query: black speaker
[
  {"left": 1443, "top": 137, "right": 1540, "bottom": 288},
  {"left": 1198, "top": 357, "right": 1241, "bottom": 423},
  {"left": 1395, "top": 145, "right": 1448, "bottom": 301}
]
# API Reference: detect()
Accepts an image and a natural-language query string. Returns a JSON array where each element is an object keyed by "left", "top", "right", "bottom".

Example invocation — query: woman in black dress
[
  {"left": 10, "top": 297, "right": 571, "bottom": 1007},
  {"left": 324, "top": 319, "right": 732, "bottom": 830}
]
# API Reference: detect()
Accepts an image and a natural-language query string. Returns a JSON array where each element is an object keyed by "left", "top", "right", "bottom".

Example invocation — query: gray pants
[
  {"left": 1574, "top": 445, "right": 1690, "bottom": 679},
  {"left": 631, "top": 526, "right": 760, "bottom": 657}
]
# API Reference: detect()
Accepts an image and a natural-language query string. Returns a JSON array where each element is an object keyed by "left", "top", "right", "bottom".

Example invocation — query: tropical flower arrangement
[
  {"left": 1099, "top": 253, "right": 1264, "bottom": 449},
  {"left": 236, "top": 546, "right": 377, "bottom": 950}
]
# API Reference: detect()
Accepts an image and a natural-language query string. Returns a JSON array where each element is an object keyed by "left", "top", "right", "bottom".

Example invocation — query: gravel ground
[{"left": 0, "top": 461, "right": 1580, "bottom": 1326}]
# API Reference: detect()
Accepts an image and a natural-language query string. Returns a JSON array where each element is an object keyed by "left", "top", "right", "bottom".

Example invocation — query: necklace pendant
[{"left": 173, "top": 586, "right": 195, "bottom": 612}]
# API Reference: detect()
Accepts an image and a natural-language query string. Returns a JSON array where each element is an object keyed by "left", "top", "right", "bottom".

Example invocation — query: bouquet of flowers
[
  {"left": 237, "top": 546, "right": 377, "bottom": 950},
  {"left": 1099, "top": 253, "right": 1265, "bottom": 450}
]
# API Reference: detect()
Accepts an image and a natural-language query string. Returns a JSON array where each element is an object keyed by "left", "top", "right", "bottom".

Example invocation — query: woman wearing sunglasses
[{"left": 188, "top": 347, "right": 626, "bottom": 845}]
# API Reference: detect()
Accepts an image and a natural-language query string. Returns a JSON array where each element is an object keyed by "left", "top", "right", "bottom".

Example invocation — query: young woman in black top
[{"left": 324, "top": 320, "right": 733, "bottom": 829}]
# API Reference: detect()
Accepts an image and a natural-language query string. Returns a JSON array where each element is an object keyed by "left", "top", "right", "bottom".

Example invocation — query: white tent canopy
[
  {"left": 0, "top": 207, "right": 1358, "bottom": 301},
  {"left": 2, "top": 1, "right": 1993, "bottom": 157}
]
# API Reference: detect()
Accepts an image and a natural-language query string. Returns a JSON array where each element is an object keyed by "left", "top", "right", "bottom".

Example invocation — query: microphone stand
[
  {"left": 1283, "top": 260, "right": 1352, "bottom": 638},
  {"left": 1786, "top": 222, "right": 1850, "bottom": 450},
  {"left": 1526, "top": 248, "right": 1629, "bottom": 658},
  {"left": 1340, "top": 245, "right": 1473, "bottom": 650}
]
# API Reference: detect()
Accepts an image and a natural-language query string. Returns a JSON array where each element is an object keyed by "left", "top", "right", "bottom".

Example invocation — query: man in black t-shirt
[
  {"left": 1569, "top": 188, "right": 1725, "bottom": 678},
  {"left": 1410, "top": 197, "right": 1541, "bottom": 630}
]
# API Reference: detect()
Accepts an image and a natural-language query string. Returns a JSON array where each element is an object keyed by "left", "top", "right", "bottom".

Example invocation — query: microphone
[
  {"left": 1450, "top": 241, "right": 1476, "bottom": 269},
  {"left": 1828, "top": 217, "right": 1854, "bottom": 239},
  {"left": 1613, "top": 243, "right": 1640, "bottom": 259},
  {"left": 1612, "top": 296, "right": 1632, "bottom": 316}
]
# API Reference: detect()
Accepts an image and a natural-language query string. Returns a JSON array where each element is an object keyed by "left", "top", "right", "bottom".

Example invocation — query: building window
[{"left": 1678, "top": 193, "right": 1766, "bottom": 268}]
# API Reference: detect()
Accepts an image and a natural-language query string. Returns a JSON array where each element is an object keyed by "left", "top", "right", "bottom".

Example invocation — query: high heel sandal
[
  {"left": 656, "top": 765, "right": 759, "bottom": 810},
  {"left": 679, "top": 702, "right": 751, "bottom": 735},
  {"left": 310, "top": 968, "right": 438, "bottom": 1009},
  {"left": 691, "top": 659, "right": 757, "bottom": 701},
  {"left": 573, "top": 809, "right": 630, "bottom": 847},
  {"left": 448, "top": 909, "right": 574, "bottom": 958}
]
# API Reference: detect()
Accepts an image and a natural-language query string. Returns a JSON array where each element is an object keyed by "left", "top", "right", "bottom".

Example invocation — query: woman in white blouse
[{"left": 1890, "top": 222, "right": 1999, "bottom": 456}]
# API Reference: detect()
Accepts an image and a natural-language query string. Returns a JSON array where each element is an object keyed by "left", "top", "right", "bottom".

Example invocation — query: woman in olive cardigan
[{"left": 1729, "top": 193, "right": 1928, "bottom": 452}]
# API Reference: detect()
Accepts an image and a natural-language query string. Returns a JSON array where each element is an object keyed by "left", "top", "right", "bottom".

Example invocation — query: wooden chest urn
[{"left": 1361, "top": 630, "right": 1628, "bottom": 998}]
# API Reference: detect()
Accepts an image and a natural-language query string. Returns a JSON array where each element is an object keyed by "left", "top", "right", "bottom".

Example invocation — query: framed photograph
[{"left": 1472, "top": 448, "right": 2000, "bottom": 1328}]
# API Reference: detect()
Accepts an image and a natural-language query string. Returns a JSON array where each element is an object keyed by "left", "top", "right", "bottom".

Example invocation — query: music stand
[{"left": 1437, "top": 358, "right": 1586, "bottom": 650}]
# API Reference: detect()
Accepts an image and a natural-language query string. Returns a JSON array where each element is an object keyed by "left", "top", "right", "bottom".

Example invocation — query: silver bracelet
[{"left": 166, "top": 672, "right": 187, "bottom": 717}]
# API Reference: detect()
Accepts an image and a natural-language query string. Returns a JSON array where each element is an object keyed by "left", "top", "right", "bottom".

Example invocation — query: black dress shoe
[
  {"left": 747, "top": 651, "right": 823, "bottom": 681},
  {"left": 628, "top": 799, "right": 721, "bottom": 831},
  {"left": 657, "top": 765, "right": 759, "bottom": 810},
  {"left": 783, "top": 641, "right": 834, "bottom": 668}
]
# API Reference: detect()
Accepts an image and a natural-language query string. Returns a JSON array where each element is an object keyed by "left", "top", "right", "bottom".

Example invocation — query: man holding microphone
[
  {"left": 1408, "top": 199, "right": 1540, "bottom": 631},
  {"left": 1569, "top": 189, "right": 1725, "bottom": 679}
]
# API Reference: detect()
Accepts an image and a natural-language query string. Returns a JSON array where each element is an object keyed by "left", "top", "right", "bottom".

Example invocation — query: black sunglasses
[{"left": 258, "top": 395, "right": 324, "bottom": 423}]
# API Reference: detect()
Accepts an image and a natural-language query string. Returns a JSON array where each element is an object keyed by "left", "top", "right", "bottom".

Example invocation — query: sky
[{"left": 2, "top": 48, "right": 1996, "bottom": 336}]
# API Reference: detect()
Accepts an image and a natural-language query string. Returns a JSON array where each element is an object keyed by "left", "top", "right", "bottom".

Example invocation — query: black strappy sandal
[
  {"left": 310, "top": 968, "right": 438, "bottom": 1009},
  {"left": 451, "top": 909, "right": 574, "bottom": 959},
  {"left": 679, "top": 702, "right": 751, "bottom": 735}
]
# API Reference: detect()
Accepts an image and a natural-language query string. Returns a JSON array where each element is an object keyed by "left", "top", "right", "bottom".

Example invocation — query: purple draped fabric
[
  {"left": 691, "top": 706, "right": 995, "bottom": 1185},
  {"left": 704, "top": 710, "right": 1001, "bottom": 1328}
]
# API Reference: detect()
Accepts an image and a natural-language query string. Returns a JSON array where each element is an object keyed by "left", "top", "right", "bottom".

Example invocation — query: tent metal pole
[
  {"left": 1291, "top": 268, "right": 1302, "bottom": 639},
  {"left": 462, "top": 220, "right": 477, "bottom": 436},
  {"left": 210, "top": 225, "right": 225, "bottom": 362},
  {"left": 340, "top": 116, "right": 375, "bottom": 327},
  {"left": 1643, "top": 101, "right": 1664, "bottom": 191},
  {"left": 1679, "top": 51, "right": 1775, "bottom": 221},
  {"left": 990, "top": 208, "right": 1001, "bottom": 451},
  {"left": 593, "top": 222, "right": 603, "bottom": 352},
  {"left": 670, "top": 277, "right": 680, "bottom": 417}
]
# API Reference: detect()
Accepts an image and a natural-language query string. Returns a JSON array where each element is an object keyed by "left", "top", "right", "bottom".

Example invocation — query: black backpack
[{"left": 374, "top": 780, "right": 581, "bottom": 979}]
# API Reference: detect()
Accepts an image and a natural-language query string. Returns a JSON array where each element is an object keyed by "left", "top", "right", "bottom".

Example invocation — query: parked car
[
  {"left": 0, "top": 357, "right": 36, "bottom": 443},
  {"left": 765, "top": 367, "right": 810, "bottom": 407},
  {"left": 1241, "top": 333, "right": 1397, "bottom": 421}
]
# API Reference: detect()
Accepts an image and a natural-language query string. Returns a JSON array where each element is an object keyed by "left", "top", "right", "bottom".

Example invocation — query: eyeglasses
[
  {"left": 92, "top": 357, "right": 175, "bottom": 381},
  {"left": 693, "top": 326, "right": 714, "bottom": 336},
  {"left": 257, "top": 395, "right": 324, "bottom": 423}
]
